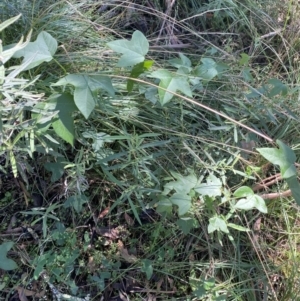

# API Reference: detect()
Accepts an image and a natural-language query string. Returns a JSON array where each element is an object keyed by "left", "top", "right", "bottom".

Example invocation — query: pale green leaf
[
  {"left": 169, "top": 53, "right": 192, "bottom": 70},
  {"left": 258, "top": 140, "right": 300, "bottom": 205},
  {"left": 208, "top": 216, "right": 229, "bottom": 233},
  {"left": 163, "top": 172, "right": 198, "bottom": 195},
  {"left": 233, "top": 186, "right": 254, "bottom": 198},
  {"left": 0, "top": 14, "right": 21, "bottom": 32},
  {"left": 156, "top": 197, "right": 173, "bottom": 215},
  {"left": 53, "top": 74, "right": 115, "bottom": 119},
  {"left": 195, "top": 58, "right": 218, "bottom": 82},
  {"left": 227, "top": 223, "right": 250, "bottom": 232},
  {"left": 107, "top": 30, "right": 149, "bottom": 67},
  {"left": 170, "top": 193, "right": 191, "bottom": 216},
  {"left": 82, "top": 131, "right": 111, "bottom": 151},
  {"left": 0, "top": 242, "right": 18, "bottom": 270},
  {"left": 151, "top": 69, "right": 192, "bottom": 105},
  {"left": 13, "top": 31, "right": 57, "bottom": 70},
  {"left": 2, "top": 30, "right": 32, "bottom": 63},
  {"left": 194, "top": 174, "right": 222, "bottom": 197},
  {"left": 234, "top": 195, "right": 267, "bottom": 213},
  {"left": 258, "top": 140, "right": 296, "bottom": 168}
]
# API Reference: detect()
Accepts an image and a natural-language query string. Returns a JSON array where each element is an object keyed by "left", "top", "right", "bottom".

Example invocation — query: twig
[{"left": 156, "top": 0, "right": 176, "bottom": 45}]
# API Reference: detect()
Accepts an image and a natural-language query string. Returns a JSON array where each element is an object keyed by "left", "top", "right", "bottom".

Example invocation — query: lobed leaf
[
  {"left": 107, "top": 30, "right": 149, "bottom": 67},
  {"left": 13, "top": 31, "right": 57, "bottom": 70}
]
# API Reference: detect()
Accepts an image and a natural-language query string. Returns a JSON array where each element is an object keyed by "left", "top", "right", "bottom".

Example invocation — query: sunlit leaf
[
  {"left": 208, "top": 216, "right": 229, "bottom": 233},
  {"left": 233, "top": 186, "right": 253, "bottom": 198},
  {"left": 163, "top": 172, "right": 198, "bottom": 195},
  {"left": 127, "top": 60, "right": 153, "bottom": 92},
  {"left": 170, "top": 193, "right": 191, "bottom": 216},
  {"left": 107, "top": 30, "right": 149, "bottom": 67},
  {"left": 257, "top": 140, "right": 300, "bottom": 205},
  {"left": 234, "top": 195, "right": 267, "bottom": 213},
  {"left": 195, "top": 174, "right": 222, "bottom": 197},
  {"left": 195, "top": 58, "right": 218, "bottom": 82},
  {"left": 151, "top": 69, "right": 192, "bottom": 105},
  {"left": 13, "top": 31, "right": 57, "bottom": 70}
]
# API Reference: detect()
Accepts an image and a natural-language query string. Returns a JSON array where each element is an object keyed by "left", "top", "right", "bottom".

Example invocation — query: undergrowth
[{"left": 1, "top": 1, "right": 300, "bottom": 301}]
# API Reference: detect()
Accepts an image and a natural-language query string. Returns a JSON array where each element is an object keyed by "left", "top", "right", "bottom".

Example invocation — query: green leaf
[
  {"left": 49, "top": 93, "right": 77, "bottom": 145},
  {"left": 0, "top": 242, "right": 18, "bottom": 270},
  {"left": 170, "top": 193, "right": 191, "bottom": 216},
  {"left": 227, "top": 223, "right": 250, "bottom": 232},
  {"left": 156, "top": 197, "right": 173, "bottom": 215},
  {"left": 63, "top": 194, "right": 88, "bottom": 213},
  {"left": 194, "top": 174, "right": 222, "bottom": 197},
  {"left": 208, "top": 216, "right": 229, "bottom": 234},
  {"left": 242, "top": 67, "right": 254, "bottom": 82},
  {"left": 53, "top": 74, "right": 115, "bottom": 119},
  {"left": 257, "top": 140, "right": 296, "bottom": 179},
  {"left": 286, "top": 177, "right": 300, "bottom": 206},
  {"left": 163, "top": 172, "right": 198, "bottom": 195},
  {"left": 234, "top": 195, "right": 267, "bottom": 213},
  {"left": 176, "top": 217, "right": 195, "bottom": 234},
  {"left": 151, "top": 69, "right": 192, "bottom": 105},
  {"left": 82, "top": 131, "right": 111, "bottom": 151},
  {"left": 190, "top": 280, "right": 206, "bottom": 298},
  {"left": 258, "top": 140, "right": 300, "bottom": 205},
  {"left": 233, "top": 186, "right": 254, "bottom": 198},
  {"left": 267, "top": 78, "right": 288, "bottom": 97},
  {"left": 239, "top": 53, "right": 250, "bottom": 66},
  {"left": 127, "top": 60, "right": 153, "bottom": 92},
  {"left": 141, "top": 259, "right": 153, "bottom": 280},
  {"left": 169, "top": 53, "right": 192, "bottom": 72},
  {"left": 195, "top": 58, "right": 218, "bottom": 82},
  {"left": 45, "top": 159, "right": 66, "bottom": 182},
  {"left": 13, "top": 31, "right": 57, "bottom": 70},
  {"left": 107, "top": 30, "right": 149, "bottom": 67}
]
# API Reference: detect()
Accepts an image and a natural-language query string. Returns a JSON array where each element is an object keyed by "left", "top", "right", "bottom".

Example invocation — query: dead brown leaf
[
  {"left": 124, "top": 212, "right": 134, "bottom": 226},
  {"left": 17, "top": 287, "right": 28, "bottom": 301},
  {"left": 87, "top": 256, "right": 96, "bottom": 273},
  {"left": 117, "top": 240, "right": 137, "bottom": 263},
  {"left": 98, "top": 207, "right": 110, "bottom": 219},
  {"left": 119, "top": 291, "right": 129, "bottom": 301},
  {"left": 95, "top": 227, "right": 121, "bottom": 240},
  {"left": 17, "top": 286, "right": 45, "bottom": 300}
]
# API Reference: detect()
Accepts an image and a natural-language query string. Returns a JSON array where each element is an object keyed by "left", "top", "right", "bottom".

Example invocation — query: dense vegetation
[{"left": 1, "top": 0, "right": 300, "bottom": 300}]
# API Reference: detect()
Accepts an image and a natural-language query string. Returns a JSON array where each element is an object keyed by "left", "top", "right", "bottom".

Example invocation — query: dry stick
[
  {"left": 156, "top": 0, "right": 176, "bottom": 45},
  {"left": 260, "top": 190, "right": 292, "bottom": 200},
  {"left": 111, "top": 75, "right": 274, "bottom": 143},
  {"left": 244, "top": 214, "right": 279, "bottom": 301},
  {"left": 252, "top": 173, "right": 282, "bottom": 192}
]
